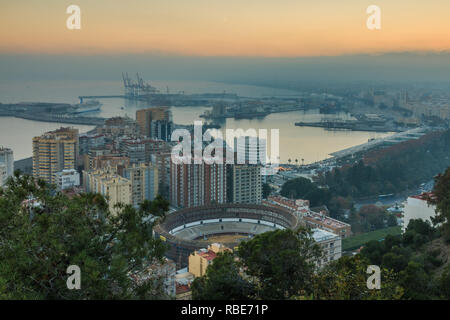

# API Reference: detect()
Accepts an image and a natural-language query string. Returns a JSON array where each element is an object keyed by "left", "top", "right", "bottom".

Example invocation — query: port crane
[{"left": 122, "top": 72, "right": 159, "bottom": 98}]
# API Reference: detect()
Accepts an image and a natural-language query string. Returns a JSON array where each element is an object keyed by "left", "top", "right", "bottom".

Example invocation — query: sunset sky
[{"left": 1, "top": 0, "right": 450, "bottom": 57}]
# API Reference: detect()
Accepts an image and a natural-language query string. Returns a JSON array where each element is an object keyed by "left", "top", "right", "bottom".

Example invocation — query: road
[{"left": 354, "top": 179, "right": 434, "bottom": 210}]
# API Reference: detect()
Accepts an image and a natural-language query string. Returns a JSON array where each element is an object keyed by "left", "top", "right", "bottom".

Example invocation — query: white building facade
[
  {"left": 54, "top": 169, "right": 80, "bottom": 190},
  {"left": 402, "top": 193, "right": 437, "bottom": 232},
  {"left": 312, "top": 228, "right": 342, "bottom": 268},
  {"left": 0, "top": 147, "right": 14, "bottom": 186}
]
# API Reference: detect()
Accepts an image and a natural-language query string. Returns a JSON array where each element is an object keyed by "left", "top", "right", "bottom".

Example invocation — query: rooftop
[
  {"left": 312, "top": 228, "right": 339, "bottom": 242},
  {"left": 409, "top": 192, "right": 436, "bottom": 201},
  {"left": 304, "top": 211, "right": 350, "bottom": 229},
  {"left": 197, "top": 249, "right": 217, "bottom": 261}
]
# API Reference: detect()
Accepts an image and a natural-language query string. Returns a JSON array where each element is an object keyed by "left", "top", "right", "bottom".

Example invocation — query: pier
[
  {"left": 294, "top": 120, "right": 399, "bottom": 133},
  {"left": 329, "top": 127, "right": 431, "bottom": 159},
  {"left": 79, "top": 95, "right": 125, "bottom": 104},
  {"left": 0, "top": 109, "right": 105, "bottom": 126}
]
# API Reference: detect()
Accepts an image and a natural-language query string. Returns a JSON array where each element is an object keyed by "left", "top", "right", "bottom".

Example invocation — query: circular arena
[{"left": 153, "top": 204, "right": 301, "bottom": 268}]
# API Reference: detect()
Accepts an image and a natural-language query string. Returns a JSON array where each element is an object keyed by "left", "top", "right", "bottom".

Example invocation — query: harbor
[{"left": 0, "top": 102, "right": 106, "bottom": 125}]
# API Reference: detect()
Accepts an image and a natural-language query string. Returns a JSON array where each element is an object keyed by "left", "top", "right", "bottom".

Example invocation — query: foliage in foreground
[
  {"left": 193, "top": 167, "right": 450, "bottom": 300},
  {"left": 0, "top": 173, "right": 169, "bottom": 299}
]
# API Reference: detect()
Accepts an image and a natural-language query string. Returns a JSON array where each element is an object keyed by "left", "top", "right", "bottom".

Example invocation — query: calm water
[{"left": 0, "top": 79, "right": 392, "bottom": 162}]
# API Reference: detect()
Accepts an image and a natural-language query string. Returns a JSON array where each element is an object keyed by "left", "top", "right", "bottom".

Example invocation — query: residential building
[
  {"left": 0, "top": 164, "right": 7, "bottom": 187},
  {"left": 79, "top": 134, "right": 105, "bottom": 155},
  {"left": 122, "top": 163, "right": 159, "bottom": 208},
  {"left": 136, "top": 107, "right": 173, "bottom": 140},
  {"left": 170, "top": 161, "right": 227, "bottom": 208},
  {"left": 175, "top": 271, "right": 195, "bottom": 300},
  {"left": 120, "top": 139, "right": 146, "bottom": 164},
  {"left": 96, "top": 116, "right": 140, "bottom": 137},
  {"left": 120, "top": 138, "right": 169, "bottom": 164},
  {"left": 402, "top": 193, "right": 437, "bottom": 232},
  {"left": 0, "top": 147, "right": 13, "bottom": 186},
  {"left": 227, "top": 164, "right": 262, "bottom": 204},
  {"left": 89, "top": 154, "right": 130, "bottom": 171},
  {"left": 303, "top": 210, "right": 352, "bottom": 239},
  {"left": 32, "top": 128, "right": 79, "bottom": 185},
  {"left": 233, "top": 136, "right": 266, "bottom": 165},
  {"left": 54, "top": 169, "right": 80, "bottom": 191},
  {"left": 150, "top": 119, "right": 173, "bottom": 142},
  {"left": 263, "top": 195, "right": 311, "bottom": 217},
  {"left": 83, "top": 167, "right": 132, "bottom": 214},
  {"left": 188, "top": 243, "right": 231, "bottom": 277},
  {"left": 0, "top": 147, "right": 14, "bottom": 177},
  {"left": 312, "top": 228, "right": 342, "bottom": 268},
  {"left": 263, "top": 195, "right": 352, "bottom": 238},
  {"left": 150, "top": 151, "right": 172, "bottom": 200},
  {"left": 129, "top": 258, "right": 176, "bottom": 298}
]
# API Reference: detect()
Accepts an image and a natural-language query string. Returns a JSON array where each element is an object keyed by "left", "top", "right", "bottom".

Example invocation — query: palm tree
[
  {"left": 295, "top": 159, "right": 299, "bottom": 167},
  {"left": 301, "top": 158, "right": 305, "bottom": 166},
  {"left": 288, "top": 158, "right": 291, "bottom": 166}
]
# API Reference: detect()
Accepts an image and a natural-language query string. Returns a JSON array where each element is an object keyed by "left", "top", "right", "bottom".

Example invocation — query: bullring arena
[{"left": 153, "top": 204, "right": 301, "bottom": 268}]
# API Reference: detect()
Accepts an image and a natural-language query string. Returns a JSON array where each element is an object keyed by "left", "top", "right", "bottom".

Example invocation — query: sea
[{"left": 0, "top": 79, "right": 393, "bottom": 163}]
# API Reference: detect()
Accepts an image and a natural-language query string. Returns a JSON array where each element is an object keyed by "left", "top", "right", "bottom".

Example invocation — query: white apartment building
[
  {"left": 402, "top": 193, "right": 437, "bottom": 232},
  {"left": 54, "top": 169, "right": 80, "bottom": 191},
  {"left": 312, "top": 228, "right": 342, "bottom": 268},
  {"left": 0, "top": 147, "right": 14, "bottom": 186}
]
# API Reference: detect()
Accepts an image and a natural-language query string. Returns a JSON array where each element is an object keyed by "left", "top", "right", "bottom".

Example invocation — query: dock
[
  {"left": 328, "top": 127, "right": 432, "bottom": 159},
  {"left": 295, "top": 120, "right": 399, "bottom": 132},
  {"left": 79, "top": 95, "right": 124, "bottom": 103}
]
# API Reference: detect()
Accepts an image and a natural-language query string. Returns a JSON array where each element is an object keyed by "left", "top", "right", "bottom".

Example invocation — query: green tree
[
  {"left": 437, "top": 265, "right": 450, "bottom": 299},
  {"left": 280, "top": 177, "right": 330, "bottom": 207},
  {"left": 398, "top": 261, "right": 432, "bottom": 299},
  {"left": 387, "top": 214, "right": 398, "bottom": 227},
  {"left": 191, "top": 252, "right": 254, "bottom": 300},
  {"left": 0, "top": 173, "right": 169, "bottom": 299},
  {"left": 262, "top": 183, "right": 273, "bottom": 199},
  {"left": 310, "top": 255, "right": 403, "bottom": 300},
  {"left": 237, "top": 228, "right": 321, "bottom": 299},
  {"left": 381, "top": 252, "right": 408, "bottom": 273}
]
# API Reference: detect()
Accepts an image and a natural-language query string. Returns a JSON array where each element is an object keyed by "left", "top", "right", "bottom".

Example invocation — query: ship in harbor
[{"left": 72, "top": 99, "right": 102, "bottom": 114}]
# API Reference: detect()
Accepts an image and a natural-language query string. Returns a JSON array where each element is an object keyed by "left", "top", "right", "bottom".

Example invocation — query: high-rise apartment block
[
  {"left": 136, "top": 107, "right": 173, "bottom": 141},
  {"left": 87, "top": 154, "right": 130, "bottom": 172},
  {"left": 150, "top": 151, "right": 172, "bottom": 200},
  {"left": 0, "top": 147, "right": 14, "bottom": 186},
  {"left": 122, "top": 163, "right": 159, "bottom": 208},
  {"left": 170, "top": 162, "right": 226, "bottom": 208},
  {"left": 96, "top": 116, "right": 140, "bottom": 137},
  {"left": 119, "top": 138, "right": 170, "bottom": 164},
  {"left": 83, "top": 167, "right": 132, "bottom": 214},
  {"left": 234, "top": 136, "right": 266, "bottom": 165},
  {"left": 227, "top": 164, "right": 262, "bottom": 204},
  {"left": 0, "top": 164, "right": 8, "bottom": 187},
  {"left": 79, "top": 134, "right": 105, "bottom": 155},
  {"left": 32, "top": 128, "right": 79, "bottom": 185}
]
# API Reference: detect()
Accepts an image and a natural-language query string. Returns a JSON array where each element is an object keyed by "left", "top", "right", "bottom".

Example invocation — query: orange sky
[{"left": 1, "top": 0, "right": 450, "bottom": 57}]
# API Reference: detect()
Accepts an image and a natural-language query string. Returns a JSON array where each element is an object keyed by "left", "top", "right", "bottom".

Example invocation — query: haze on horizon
[{"left": 1, "top": 0, "right": 450, "bottom": 84}]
